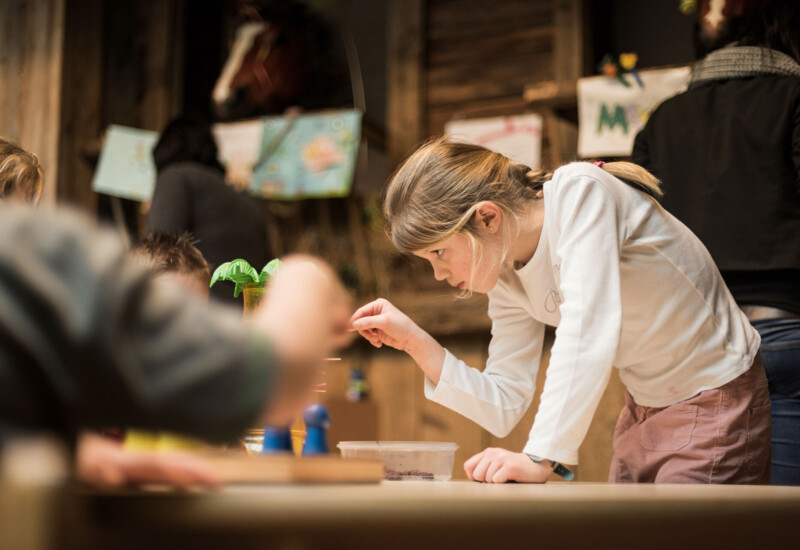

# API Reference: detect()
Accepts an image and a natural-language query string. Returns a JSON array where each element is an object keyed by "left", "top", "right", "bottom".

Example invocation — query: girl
[{"left": 351, "top": 138, "right": 771, "bottom": 484}]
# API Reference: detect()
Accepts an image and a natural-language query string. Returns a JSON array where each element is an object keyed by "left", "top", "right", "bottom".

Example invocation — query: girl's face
[{"left": 413, "top": 230, "right": 503, "bottom": 294}]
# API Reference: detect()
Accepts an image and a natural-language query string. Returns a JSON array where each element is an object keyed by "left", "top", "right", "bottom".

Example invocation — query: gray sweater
[{"left": 0, "top": 206, "right": 274, "bottom": 446}]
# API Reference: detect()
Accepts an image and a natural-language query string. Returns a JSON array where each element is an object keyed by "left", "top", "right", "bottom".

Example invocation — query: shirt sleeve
[
  {"left": 425, "top": 276, "right": 545, "bottom": 438},
  {"left": 523, "top": 172, "right": 623, "bottom": 464},
  {"left": 0, "top": 207, "right": 276, "bottom": 444},
  {"left": 148, "top": 167, "right": 193, "bottom": 234}
]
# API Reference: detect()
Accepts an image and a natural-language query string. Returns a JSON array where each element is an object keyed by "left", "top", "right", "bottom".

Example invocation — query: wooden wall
[
  {"left": 388, "top": 0, "right": 586, "bottom": 169},
  {"left": 0, "top": 0, "right": 185, "bottom": 211}
]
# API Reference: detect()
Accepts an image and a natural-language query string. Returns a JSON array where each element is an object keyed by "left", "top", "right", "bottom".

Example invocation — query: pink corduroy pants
[{"left": 609, "top": 356, "right": 771, "bottom": 484}]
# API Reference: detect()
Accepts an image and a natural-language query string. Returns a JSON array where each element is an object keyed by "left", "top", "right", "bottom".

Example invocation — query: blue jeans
[{"left": 751, "top": 318, "right": 800, "bottom": 486}]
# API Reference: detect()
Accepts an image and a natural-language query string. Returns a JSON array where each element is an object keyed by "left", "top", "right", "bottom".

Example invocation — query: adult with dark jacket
[
  {"left": 632, "top": 0, "right": 800, "bottom": 485},
  {"left": 148, "top": 117, "right": 271, "bottom": 305}
]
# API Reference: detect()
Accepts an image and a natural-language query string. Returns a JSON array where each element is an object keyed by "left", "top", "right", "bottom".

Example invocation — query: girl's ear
[{"left": 473, "top": 201, "right": 502, "bottom": 234}]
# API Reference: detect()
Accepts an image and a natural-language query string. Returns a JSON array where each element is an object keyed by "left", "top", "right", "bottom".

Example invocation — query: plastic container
[{"left": 337, "top": 441, "right": 459, "bottom": 481}]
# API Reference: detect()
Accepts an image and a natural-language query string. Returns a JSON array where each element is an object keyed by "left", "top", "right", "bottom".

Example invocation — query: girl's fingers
[
  {"left": 463, "top": 450, "right": 485, "bottom": 480},
  {"left": 492, "top": 465, "right": 511, "bottom": 484},
  {"left": 349, "top": 300, "right": 385, "bottom": 324},
  {"left": 484, "top": 460, "right": 503, "bottom": 484},
  {"left": 351, "top": 313, "right": 391, "bottom": 332},
  {"left": 471, "top": 456, "right": 491, "bottom": 483}
]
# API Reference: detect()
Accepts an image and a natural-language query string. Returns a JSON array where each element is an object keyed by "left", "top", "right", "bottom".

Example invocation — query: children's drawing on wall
[
  {"left": 249, "top": 109, "right": 362, "bottom": 200},
  {"left": 91, "top": 125, "right": 159, "bottom": 201},
  {"left": 445, "top": 114, "right": 543, "bottom": 170},
  {"left": 577, "top": 66, "right": 691, "bottom": 157}
]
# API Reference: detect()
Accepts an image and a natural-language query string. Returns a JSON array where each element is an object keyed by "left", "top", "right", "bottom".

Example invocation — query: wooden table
[{"left": 61, "top": 481, "right": 800, "bottom": 549}]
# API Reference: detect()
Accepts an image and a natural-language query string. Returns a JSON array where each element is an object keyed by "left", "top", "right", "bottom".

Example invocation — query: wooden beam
[
  {"left": 57, "top": 0, "right": 103, "bottom": 209},
  {"left": 0, "top": 0, "right": 65, "bottom": 205},
  {"left": 553, "top": 0, "right": 584, "bottom": 83},
  {"left": 386, "top": 0, "right": 424, "bottom": 167}
]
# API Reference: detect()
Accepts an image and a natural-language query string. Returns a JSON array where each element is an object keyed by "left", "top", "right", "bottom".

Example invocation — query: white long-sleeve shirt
[{"left": 424, "top": 163, "right": 760, "bottom": 465}]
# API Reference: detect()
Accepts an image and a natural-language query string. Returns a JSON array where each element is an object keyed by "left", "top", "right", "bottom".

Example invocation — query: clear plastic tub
[{"left": 337, "top": 441, "right": 459, "bottom": 481}]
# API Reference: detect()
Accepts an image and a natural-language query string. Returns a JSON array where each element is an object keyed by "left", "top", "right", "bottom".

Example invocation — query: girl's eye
[{"left": 433, "top": 249, "right": 443, "bottom": 257}]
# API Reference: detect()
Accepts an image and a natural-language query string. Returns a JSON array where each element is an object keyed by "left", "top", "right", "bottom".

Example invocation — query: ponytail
[{"left": 593, "top": 160, "right": 662, "bottom": 199}]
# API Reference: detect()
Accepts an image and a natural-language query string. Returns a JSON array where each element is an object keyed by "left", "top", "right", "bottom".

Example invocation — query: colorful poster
[
  {"left": 445, "top": 114, "right": 543, "bottom": 169},
  {"left": 250, "top": 109, "right": 363, "bottom": 200},
  {"left": 91, "top": 125, "right": 159, "bottom": 201},
  {"left": 577, "top": 66, "right": 690, "bottom": 157}
]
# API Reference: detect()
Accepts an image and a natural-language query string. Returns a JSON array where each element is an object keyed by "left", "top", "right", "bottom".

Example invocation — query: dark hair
[
  {"left": 128, "top": 231, "right": 211, "bottom": 284},
  {"left": 152, "top": 117, "right": 225, "bottom": 173},
  {"left": 738, "top": 0, "right": 800, "bottom": 63},
  {"left": 697, "top": 0, "right": 800, "bottom": 62}
]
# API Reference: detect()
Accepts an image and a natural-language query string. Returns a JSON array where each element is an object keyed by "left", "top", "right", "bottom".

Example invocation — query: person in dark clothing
[
  {"left": 0, "top": 205, "right": 350, "bottom": 487},
  {"left": 148, "top": 117, "right": 271, "bottom": 305},
  {"left": 632, "top": 0, "right": 800, "bottom": 485}
]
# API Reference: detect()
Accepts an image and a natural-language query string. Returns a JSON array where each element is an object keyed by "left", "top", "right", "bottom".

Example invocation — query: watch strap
[{"left": 526, "top": 454, "right": 575, "bottom": 481}]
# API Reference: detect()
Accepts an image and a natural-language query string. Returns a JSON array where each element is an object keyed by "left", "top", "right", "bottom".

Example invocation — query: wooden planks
[{"left": 387, "top": 0, "right": 425, "bottom": 167}]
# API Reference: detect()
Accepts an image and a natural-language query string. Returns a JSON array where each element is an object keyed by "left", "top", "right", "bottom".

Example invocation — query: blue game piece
[
  {"left": 301, "top": 403, "right": 330, "bottom": 455},
  {"left": 261, "top": 426, "right": 293, "bottom": 454}
]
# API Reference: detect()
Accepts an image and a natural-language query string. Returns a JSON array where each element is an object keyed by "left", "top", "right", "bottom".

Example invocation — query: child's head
[
  {"left": 384, "top": 137, "right": 546, "bottom": 293},
  {"left": 384, "top": 137, "right": 660, "bottom": 294},
  {"left": 0, "top": 137, "right": 44, "bottom": 205},
  {"left": 128, "top": 231, "right": 211, "bottom": 297},
  {"left": 152, "top": 117, "right": 224, "bottom": 174}
]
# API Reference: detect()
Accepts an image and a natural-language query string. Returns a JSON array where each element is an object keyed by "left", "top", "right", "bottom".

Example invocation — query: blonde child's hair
[
  {"left": 383, "top": 137, "right": 661, "bottom": 288},
  {"left": 0, "top": 137, "right": 44, "bottom": 205}
]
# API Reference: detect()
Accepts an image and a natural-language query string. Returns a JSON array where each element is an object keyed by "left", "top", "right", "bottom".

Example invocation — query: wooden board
[{"left": 199, "top": 453, "right": 384, "bottom": 484}]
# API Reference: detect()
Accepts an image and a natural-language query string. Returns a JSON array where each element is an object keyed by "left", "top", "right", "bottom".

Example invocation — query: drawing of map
[{"left": 250, "top": 109, "right": 362, "bottom": 200}]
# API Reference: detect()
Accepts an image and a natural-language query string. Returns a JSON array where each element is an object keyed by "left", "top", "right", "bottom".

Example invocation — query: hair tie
[{"left": 593, "top": 161, "right": 605, "bottom": 168}]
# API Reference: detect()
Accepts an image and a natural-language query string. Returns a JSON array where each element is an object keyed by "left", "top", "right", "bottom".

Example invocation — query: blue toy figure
[
  {"left": 261, "top": 426, "right": 293, "bottom": 454},
  {"left": 301, "top": 403, "right": 330, "bottom": 455}
]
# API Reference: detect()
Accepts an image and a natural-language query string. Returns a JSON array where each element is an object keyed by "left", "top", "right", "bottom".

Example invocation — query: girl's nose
[{"left": 432, "top": 264, "right": 448, "bottom": 281}]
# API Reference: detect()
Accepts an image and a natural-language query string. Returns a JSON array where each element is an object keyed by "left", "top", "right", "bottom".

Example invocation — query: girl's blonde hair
[
  {"left": 0, "top": 137, "right": 44, "bottom": 205},
  {"left": 384, "top": 136, "right": 661, "bottom": 257}
]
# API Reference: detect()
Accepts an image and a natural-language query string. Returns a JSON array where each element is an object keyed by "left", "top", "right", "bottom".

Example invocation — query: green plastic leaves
[
  {"left": 260, "top": 258, "right": 282, "bottom": 283},
  {"left": 210, "top": 258, "right": 283, "bottom": 298}
]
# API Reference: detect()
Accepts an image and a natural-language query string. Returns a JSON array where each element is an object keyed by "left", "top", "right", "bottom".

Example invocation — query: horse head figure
[{"left": 213, "top": 1, "right": 351, "bottom": 120}]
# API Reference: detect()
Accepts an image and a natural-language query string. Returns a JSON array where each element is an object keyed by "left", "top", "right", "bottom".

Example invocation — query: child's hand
[
  {"left": 464, "top": 447, "right": 552, "bottom": 483},
  {"left": 75, "top": 432, "right": 221, "bottom": 489},
  {"left": 349, "top": 298, "right": 421, "bottom": 351},
  {"left": 253, "top": 255, "right": 353, "bottom": 426},
  {"left": 350, "top": 298, "right": 446, "bottom": 384}
]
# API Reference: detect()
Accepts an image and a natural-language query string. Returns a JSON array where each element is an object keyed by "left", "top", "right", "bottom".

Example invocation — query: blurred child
[
  {"left": 0, "top": 136, "right": 44, "bottom": 205},
  {"left": 123, "top": 231, "right": 214, "bottom": 452},
  {"left": 0, "top": 139, "right": 350, "bottom": 489}
]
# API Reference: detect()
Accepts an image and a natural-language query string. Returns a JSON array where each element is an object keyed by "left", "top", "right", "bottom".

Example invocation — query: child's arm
[
  {"left": 524, "top": 169, "right": 624, "bottom": 466},
  {"left": 350, "top": 298, "right": 445, "bottom": 384}
]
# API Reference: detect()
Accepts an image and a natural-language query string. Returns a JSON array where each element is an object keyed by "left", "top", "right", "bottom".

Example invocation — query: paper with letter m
[{"left": 578, "top": 67, "right": 690, "bottom": 157}]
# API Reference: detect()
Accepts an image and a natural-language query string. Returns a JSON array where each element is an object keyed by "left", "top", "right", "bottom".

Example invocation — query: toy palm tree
[{"left": 210, "top": 258, "right": 282, "bottom": 318}]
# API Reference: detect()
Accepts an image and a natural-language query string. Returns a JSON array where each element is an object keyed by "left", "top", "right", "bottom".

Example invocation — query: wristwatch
[{"left": 526, "top": 454, "right": 575, "bottom": 481}]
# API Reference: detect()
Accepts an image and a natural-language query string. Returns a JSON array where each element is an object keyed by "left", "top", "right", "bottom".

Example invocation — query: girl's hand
[
  {"left": 349, "top": 298, "right": 421, "bottom": 351},
  {"left": 464, "top": 447, "right": 552, "bottom": 483},
  {"left": 350, "top": 298, "right": 446, "bottom": 384}
]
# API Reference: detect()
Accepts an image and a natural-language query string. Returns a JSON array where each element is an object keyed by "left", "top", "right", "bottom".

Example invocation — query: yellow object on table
[{"left": 124, "top": 430, "right": 206, "bottom": 452}]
